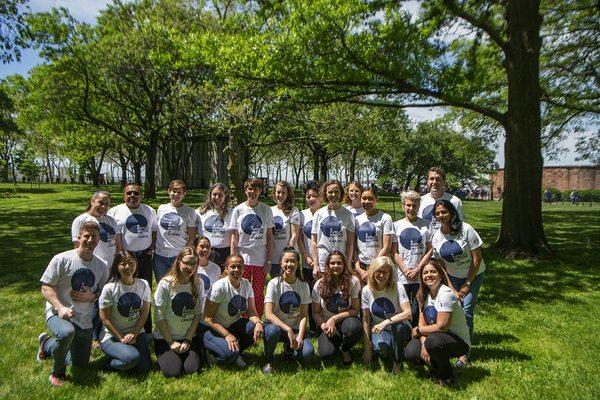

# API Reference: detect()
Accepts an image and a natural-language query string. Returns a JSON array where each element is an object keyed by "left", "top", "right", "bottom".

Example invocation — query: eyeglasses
[{"left": 126, "top": 191, "right": 140, "bottom": 196}]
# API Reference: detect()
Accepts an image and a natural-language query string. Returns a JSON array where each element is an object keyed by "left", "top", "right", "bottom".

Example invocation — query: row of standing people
[{"left": 37, "top": 166, "right": 485, "bottom": 387}]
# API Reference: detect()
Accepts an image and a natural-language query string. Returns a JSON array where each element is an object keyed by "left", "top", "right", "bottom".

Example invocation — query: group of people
[{"left": 37, "top": 167, "right": 485, "bottom": 388}]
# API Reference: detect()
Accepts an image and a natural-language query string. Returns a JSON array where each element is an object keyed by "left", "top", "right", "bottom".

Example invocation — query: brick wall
[{"left": 489, "top": 166, "right": 600, "bottom": 199}]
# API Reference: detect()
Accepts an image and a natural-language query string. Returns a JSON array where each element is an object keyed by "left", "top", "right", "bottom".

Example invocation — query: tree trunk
[
  {"left": 133, "top": 161, "right": 142, "bottom": 186},
  {"left": 119, "top": 152, "right": 128, "bottom": 186},
  {"left": 348, "top": 148, "right": 357, "bottom": 183},
  {"left": 224, "top": 130, "right": 245, "bottom": 204},
  {"left": 495, "top": 0, "right": 551, "bottom": 257},
  {"left": 312, "top": 145, "right": 320, "bottom": 181},
  {"left": 319, "top": 149, "right": 329, "bottom": 181},
  {"left": 144, "top": 131, "right": 159, "bottom": 199},
  {"left": 45, "top": 150, "right": 53, "bottom": 184}
]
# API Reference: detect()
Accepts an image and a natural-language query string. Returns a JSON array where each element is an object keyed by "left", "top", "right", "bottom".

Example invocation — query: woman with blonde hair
[
  {"left": 343, "top": 181, "right": 365, "bottom": 217},
  {"left": 361, "top": 256, "right": 412, "bottom": 373},
  {"left": 153, "top": 246, "right": 204, "bottom": 378}
]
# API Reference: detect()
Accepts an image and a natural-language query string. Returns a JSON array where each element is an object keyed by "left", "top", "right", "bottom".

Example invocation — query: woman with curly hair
[{"left": 311, "top": 251, "right": 361, "bottom": 364}]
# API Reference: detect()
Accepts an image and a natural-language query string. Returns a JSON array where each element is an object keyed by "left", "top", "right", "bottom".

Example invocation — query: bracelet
[
  {"left": 182, "top": 339, "right": 191, "bottom": 345},
  {"left": 387, "top": 318, "right": 393, "bottom": 325}
]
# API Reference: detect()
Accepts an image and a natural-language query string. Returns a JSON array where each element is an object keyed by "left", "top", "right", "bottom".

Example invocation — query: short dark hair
[{"left": 427, "top": 167, "right": 446, "bottom": 180}]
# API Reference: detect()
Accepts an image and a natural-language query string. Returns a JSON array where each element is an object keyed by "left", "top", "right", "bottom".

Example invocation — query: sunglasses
[{"left": 126, "top": 191, "right": 140, "bottom": 196}]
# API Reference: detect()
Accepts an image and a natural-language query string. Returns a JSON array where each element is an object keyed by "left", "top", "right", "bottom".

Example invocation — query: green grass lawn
[{"left": 1, "top": 183, "right": 599, "bottom": 399}]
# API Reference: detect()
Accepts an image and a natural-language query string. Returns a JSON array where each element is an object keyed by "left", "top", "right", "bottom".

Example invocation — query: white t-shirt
[
  {"left": 208, "top": 277, "right": 254, "bottom": 329},
  {"left": 393, "top": 217, "right": 430, "bottom": 284},
  {"left": 40, "top": 249, "right": 108, "bottom": 329},
  {"left": 153, "top": 278, "right": 204, "bottom": 340},
  {"left": 156, "top": 203, "right": 197, "bottom": 258},
  {"left": 311, "top": 205, "right": 355, "bottom": 271},
  {"left": 198, "top": 261, "right": 221, "bottom": 298},
  {"left": 195, "top": 208, "right": 232, "bottom": 249},
  {"left": 361, "top": 282, "right": 409, "bottom": 325},
  {"left": 418, "top": 192, "right": 464, "bottom": 235},
  {"left": 271, "top": 206, "right": 301, "bottom": 264},
  {"left": 355, "top": 211, "right": 394, "bottom": 265},
  {"left": 229, "top": 202, "right": 274, "bottom": 266},
  {"left": 71, "top": 213, "right": 119, "bottom": 267},
  {"left": 424, "top": 284, "right": 470, "bottom": 346},
  {"left": 107, "top": 203, "right": 157, "bottom": 252},
  {"left": 431, "top": 222, "right": 485, "bottom": 279},
  {"left": 99, "top": 279, "right": 151, "bottom": 342},
  {"left": 344, "top": 204, "right": 365, "bottom": 217},
  {"left": 264, "top": 277, "right": 311, "bottom": 329},
  {"left": 311, "top": 276, "right": 361, "bottom": 321},
  {"left": 300, "top": 208, "right": 316, "bottom": 263}
]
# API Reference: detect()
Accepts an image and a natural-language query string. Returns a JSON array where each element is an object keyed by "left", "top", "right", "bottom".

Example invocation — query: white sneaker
[
  {"left": 235, "top": 355, "right": 247, "bottom": 368},
  {"left": 262, "top": 363, "right": 273, "bottom": 375},
  {"left": 37, "top": 333, "right": 50, "bottom": 362}
]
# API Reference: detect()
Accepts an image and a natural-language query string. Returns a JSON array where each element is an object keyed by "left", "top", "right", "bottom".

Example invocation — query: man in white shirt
[
  {"left": 418, "top": 167, "right": 464, "bottom": 234},
  {"left": 107, "top": 183, "right": 157, "bottom": 333},
  {"left": 36, "top": 221, "right": 108, "bottom": 387}
]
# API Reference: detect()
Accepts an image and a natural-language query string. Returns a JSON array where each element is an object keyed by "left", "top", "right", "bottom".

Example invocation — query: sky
[{"left": 0, "top": 0, "right": 593, "bottom": 168}]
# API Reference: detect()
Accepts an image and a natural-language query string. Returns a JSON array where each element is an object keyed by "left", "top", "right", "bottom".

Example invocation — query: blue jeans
[
  {"left": 371, "top": 321, "right": 412, "bottom": 362},
  {"left": 43, "top": 315, "right": 93, "bottom": 375},
  {"left": 448, "top": 272, "right": 484, "bottom": 344},
  {"left": 403, "top": 283, "right": 420, "bottom": 327},
  {"left": 153, "top": 253, "right": 175, "bottom": 282},
  {"left": 100, "top": 332, "right": 152, "bottom": 373},
  {"left": 202, "top": 318, "right": 255, "bottom": 365},
  {"left": 263, "top": 323, "right": 315, "bottom": 363}
]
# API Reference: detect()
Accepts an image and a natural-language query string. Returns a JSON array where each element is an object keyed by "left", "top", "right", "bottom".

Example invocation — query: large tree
[{"left": 212, "top": 0, "right": 599, "bottom": 257}]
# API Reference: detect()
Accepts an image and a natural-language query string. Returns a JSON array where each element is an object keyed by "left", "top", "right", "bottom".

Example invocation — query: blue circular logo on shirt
[
  {"left": 228, "top": 294, "right": 248, "bottom": 316},
  {"left": 274, "top": 216, "right": 284, "bottom": 232},
  {"left": 204, "top": 214, "right": 224, "bottom": 233},
  {"left": 371, "top": 297, "right": 395, "bottom": 319},
  {"left": 325, "top": 293, "right": 349, "bottom": 314},
  {"left": 99, "top": 222, "right": 115, "bottom": 243},
  {"left": 171, "top": 292, "right": 195, "bottom": 316},
  {"left": 125, "top": 214, "right": 148, "bottom": 234},
  {"left": 71, "top": 268, "right": 96, "bottom": 291},
  {"left": 279, "top": 291, "right": 301, "bottom": 314},
  {"left": 399, "top": 227, "right": 423, "bottom": 250},
  {"left": 303, "top": 220, "right": 313, "bottom": 239},
  {"left": 440, "top": 240, "right": 463, "bottom": 263},
  {"left": 160, "top": 212, "right": 181, "bottom": 230},
  {"left": 240, "top": 214, "right": 262, "bottom": 235},
  {"left": 424, "top": 305, "right": 437, "bottom": 325},
  {"left": 320, "top": 216, "right": 342, "bottom": 237},
  {"left": 422, "top": 205, "right": 434, "bottom": 222},
  {"left": 199, "top": 273, "right": 211, "bottom": 292},
  {"left": 117, "top": 292, "right": 142, "bottom": 318},
  {"left": 357, "top": 221, "right": 376, "bottom": 243}
]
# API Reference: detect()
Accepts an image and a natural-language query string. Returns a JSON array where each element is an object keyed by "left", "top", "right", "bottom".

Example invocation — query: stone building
[{"left": 490, "top": 165, "right": 600, "bottom": 199}]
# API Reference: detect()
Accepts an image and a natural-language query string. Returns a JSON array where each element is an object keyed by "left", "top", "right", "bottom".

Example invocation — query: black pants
[
  {"left": 317, "top": 317, "right": 362, "bottom": 358},
  {"left": 154, "top": 337, "right": 201, "bottom": 378},
  {"left": 209, "top": 246, "right": 230, "bottom": 272},
  {"left": 405, "top": 332, "right": 469, "bottom": 380},
  {"left": 403, "top": 283, "right": 420, "bottom": 328},
  {"left": 132, "top": 250, "right": 153, "bottom": 333}
]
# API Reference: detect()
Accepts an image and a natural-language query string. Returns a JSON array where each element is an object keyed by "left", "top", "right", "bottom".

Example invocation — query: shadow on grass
[
  {"left": 453, "top": 366, "right": 492, "bottom": 390},
  {"left": 474, "top": 347, "right": 532, "bottom": 363},
  {"left": 69, "top": 358, "right": 104, "bottom": 388},
  {"left": 473, "top": 331, "right": 519, "bottom": 345}
]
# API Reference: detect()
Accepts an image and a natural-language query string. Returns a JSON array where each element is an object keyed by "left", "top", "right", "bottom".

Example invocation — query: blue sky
[{"left": 0, "top": 0, "right": 592, "bottom": 168}]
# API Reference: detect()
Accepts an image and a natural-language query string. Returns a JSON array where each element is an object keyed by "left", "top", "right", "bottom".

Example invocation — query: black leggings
[
  {"left": 209, "top": 247, "right": 230, "bottom": 271},
  {"left": 317, "top": 317, "right": 362, "bottom": 358},
  {"left": 154, "top": 337, "right": 201, "bottom": 378},
  {"left": 405, "top": 332, "right": 469, "bottom": 380},
  {"left": 133, "top": 250, "right": 153, "bottom": 333}
]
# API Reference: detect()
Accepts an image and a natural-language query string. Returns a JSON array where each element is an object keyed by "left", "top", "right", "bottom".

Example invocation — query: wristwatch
[{"left": 465, "top": 279, "right": 472, "bottom": 288}]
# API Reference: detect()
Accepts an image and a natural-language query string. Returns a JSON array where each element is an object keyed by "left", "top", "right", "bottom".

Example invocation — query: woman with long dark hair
[
  {"left": 99, "top": 250, "right": 151, "bottom": 373},
  {"left": 405, "top": 260, "right": 470, "bottom": 386},
  {"left": 196, "top": 183, "right": 232, "bottom": 270},
  {"left": 430, "top": 199, "right": 485, "bottom": 367},
  {"left": 270, "top": 181, "right": 301, "bottom": 278},
  {"left": 312, "top": 251, "right": 361, "bottom": 364}
]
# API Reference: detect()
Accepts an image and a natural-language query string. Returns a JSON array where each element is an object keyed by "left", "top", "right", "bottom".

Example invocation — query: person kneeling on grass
[
  {"left": 202, "top": 254, "right": 264, "bottom": 367},
  {"left": 361, "top": 256, "right": 412, "bottom": 374},
  {"left": 262, "top": 247, "right": 314, "bottom": 374},
  {"left": 312, "top": 251, "right": 362, "bottom": 364},
  {"left": 153, "top": 246, "right": 204, "bottom": 378},
  {"left": 404, "top": 260, "right": 470, "bottom": 386},
  {"left": 99, "top": 250, "right": 151, "bottom": 373},
  {"left": 37, "top": 221, "right": 109, "bottom": 387}
]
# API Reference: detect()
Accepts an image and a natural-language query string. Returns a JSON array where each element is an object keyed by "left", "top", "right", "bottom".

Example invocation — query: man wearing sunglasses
[{"left": 107, "top": 183, "right": 157, "bottom": 333}]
